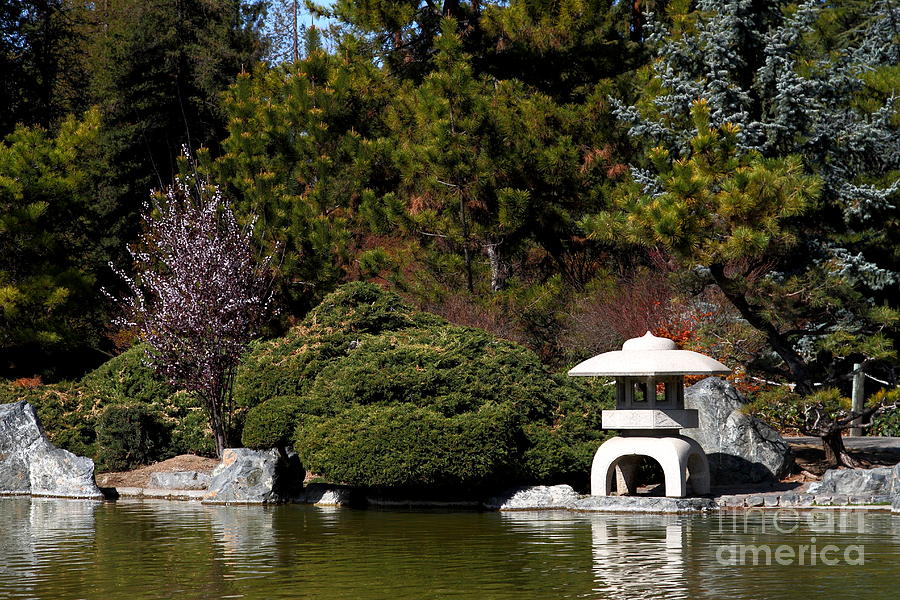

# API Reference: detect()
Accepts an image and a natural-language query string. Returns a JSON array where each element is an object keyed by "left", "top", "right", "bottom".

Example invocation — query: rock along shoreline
[{"left": 79, "top": 481, "right": 899, "bottom": 515}]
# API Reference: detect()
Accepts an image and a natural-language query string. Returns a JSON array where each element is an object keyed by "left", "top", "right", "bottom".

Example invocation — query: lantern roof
[{"left": 567, "top": 332, "right": 730, "bottom": 377}]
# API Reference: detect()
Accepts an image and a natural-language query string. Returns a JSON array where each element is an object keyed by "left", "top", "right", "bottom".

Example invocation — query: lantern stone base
[{"left": 591, "top": 435, "right": 710, "bottom": 498}]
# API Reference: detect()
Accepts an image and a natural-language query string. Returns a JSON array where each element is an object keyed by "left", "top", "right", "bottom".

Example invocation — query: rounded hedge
[
  {"left": 241, "top": 396, "right": 305, "bottom": 449},
  {"left": 95, "top": 403, "right": 170, "bottom": 471},
  {"left": 294, "top": 403, "right": 517, "bottom": 489},
  {"left": 240, "top": 282, "right": 612, "bottom": 490}
]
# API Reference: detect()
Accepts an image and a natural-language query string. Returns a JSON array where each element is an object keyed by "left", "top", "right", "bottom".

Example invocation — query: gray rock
[
  {"left": 202, "top": 448, "right": 301, "bottom": 504},
  {"left": 574, "top": 495, "right": 716, "bottom": 513},
  {"left": 831, "top": 493, "right": 849, "bottom": 505},
  {"left": 795, "top": 494, "right": 815, "bottom": 506},
  {"left": 0, "top": 401, "right": 102, "bottom": 499},
  {"left": 298, "top": 483, "right": 355, "bottom": 506},
  {"left": 777, "top": 493, "right": 799, "bottom": 507},
  {"left": 148, "top": 470, "right": 212, "bottom": 490},
  {"left": 483, "top": 485, "right": 579, "bottom": 511},
  {"left": 683, "top": 377, "right": 793, "bottom": 484},
  {"left": 817, "top": 467, "right": 896, "bottom": 496},
  {"left": 892, "top": 496, "right": 900, "bottom": 513}
]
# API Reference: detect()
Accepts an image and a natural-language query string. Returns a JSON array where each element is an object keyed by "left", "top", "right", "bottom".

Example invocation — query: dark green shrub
[
  {"left": 165, "top": 392, "right": 216, "bottom": 457},
  {"left": 2, "top": 345, "right": 216, "bottom": 467},
  {"left": 870, "top": 407, "right": 900, "bottom": 436},
  {"left": 232, "top": 282, "right": 443, "bottom": 412},
  {"left": 301, "top": 281, "right": 443, "bottom": 334},
  {"left": 233, "top": 283, "right": 612, "bottom": 489},
  {"left": 81, "top": 346, "right": 215, "bottom": 461},
  {"left": 232, "top": 331, "right": 356, "bottom": 410},
  {"left": 95, "top": 403, "right": 170, "bottom": 471},
  {"left": 80, "top": 344, "right": 174, "bottom": 404},
  {"left": 242, "top": 396, "right": 305, "bottom": 449},
  {"left": 519, "top": 381, "right": 613, "bottom": 486},
  {"left": 300, "top": 325, "right": 567, "bottom": 420},
  {"left": 294, "top": 403, "right": 518, "bottom": 489}
]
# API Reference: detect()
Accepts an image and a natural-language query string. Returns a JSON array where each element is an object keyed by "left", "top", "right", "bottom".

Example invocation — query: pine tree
[
  {"left": 80, "top": 0, "right": 268, "bottom": 216},
  {"left": 373, "top": 19, "right": 601, "bottom": 293},
  {"left": 0, "top": 110, "right": 111, "bottom": 377},
  {"left": 591, "top": 0, "right": 900, "bottom": 465},
  {"left": 214, "top": 34, "right": 394, "bottom": 314},
  {"left": 0, "top": 0, "right": 89, "bottom": 134}
]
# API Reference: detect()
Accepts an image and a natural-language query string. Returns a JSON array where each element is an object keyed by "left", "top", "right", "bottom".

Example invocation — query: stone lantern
[{"left": 568, "top": 332, "right": 730, "bottom": 498}]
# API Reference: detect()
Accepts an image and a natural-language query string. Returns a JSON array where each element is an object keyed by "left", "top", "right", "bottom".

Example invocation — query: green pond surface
[{"left": 1, "top": 498, "right": 899, "bottom": 599}]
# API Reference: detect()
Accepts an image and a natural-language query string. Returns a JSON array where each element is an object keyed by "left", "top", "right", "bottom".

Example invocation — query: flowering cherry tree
[{"left": 112, "top": 162, "right": 272, "bottom": 456}]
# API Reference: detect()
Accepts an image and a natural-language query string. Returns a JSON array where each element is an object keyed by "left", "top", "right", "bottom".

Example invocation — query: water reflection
[
  {"left": 0, "top": 498, "right": 99, "bottom": 599},
  {"left": 2, "top": 499, "right": 900, "bottom": 600},
  {"left": 589, "top": 513, "right": 692, "bottom": 600},
  {"left": 207, "top": 504, "right": 276, "bottom": 556}
]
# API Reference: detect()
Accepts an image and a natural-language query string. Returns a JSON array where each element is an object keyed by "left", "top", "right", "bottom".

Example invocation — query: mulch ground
[{"left": 95, "top": 454, "right": 219, "bottom": 488}]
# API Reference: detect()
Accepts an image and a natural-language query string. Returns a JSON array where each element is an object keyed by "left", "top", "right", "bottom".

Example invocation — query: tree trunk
[
  {"left": 709, "top": 263, "right": 814, "bottom": 393},
  {"left": 292, "top": 0, "right": 299, "bottom": 62},
  {"left": 215, "top": 428, "right": 226, "bottom": 459},
  {"left": 460, "top": 194, "right": 474, "bottom": 293},
  {"left": 207, "top": 389, "right": 229, "bottom": 458},
  {"left": 442, "top": 0, "right": 461, "bottom": 20},
  {"left": 486, "top": 242, "right": 510, "bottom": 291},
  {"left": 631, "top": 0, "right": 644, "bottom": 43},
  {"left": 821, "top": 430, "right": 860, "bottom": 468}
]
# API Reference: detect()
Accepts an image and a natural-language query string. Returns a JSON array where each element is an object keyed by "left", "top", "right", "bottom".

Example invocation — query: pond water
[{"left": 1, "top": 498, "right": 898, "bottom": 599}]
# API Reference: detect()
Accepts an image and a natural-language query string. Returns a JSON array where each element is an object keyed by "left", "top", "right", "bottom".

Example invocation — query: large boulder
[
  {"left": 815, "top": 464, "right": 900, "bottom": 496},
  {"left": 297, "top": 482, "right": 356, "bottom": 506},
  {"left": 202, "top": 448, "right": 302, "bottom": 504},
  {"left": 0, "top": 401, "right": 103, "bottom": 499},
  {"left": 483, "top": 485, "right": 579, "bottom": 510},
  {"left": 148, "top": 470, "right": 212, "bottom": 490},
  {"left": 682, "top": 378, "right": 793, "bottom": 485}
]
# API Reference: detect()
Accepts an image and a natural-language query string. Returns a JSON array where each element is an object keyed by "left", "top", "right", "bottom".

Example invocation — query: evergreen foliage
[
  {"left": 95, "top": 403, "right": 170, "bottom": 471},
  {"left": 214, "top": 39, "right": 394, "bottom": 315},
  {"left": 0, "top": 0, "right": 85, "bottom": 134},
  {"left": 369, "top": 19, "right": 602, "bottom": 293},
  {"left": 0, "top": 343, "right": 215, "bottom": 466},
  {"left": 82, "top": 0, "right": 268, "bottom": 193},
  {"left": 0, "top": 110, "right": 113, "bottom": 376},
  {"left": 241, "top": 395, "right": 305, "bottom": 450},
  {"left": 240, "top": 282, "right": 611, "bottom": 489},
  {"left": 1, "top": 0, "right": 271, "bottom": 377},
  {"left": 295, "top": 403, "right": 517, "bottom": 489}
]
